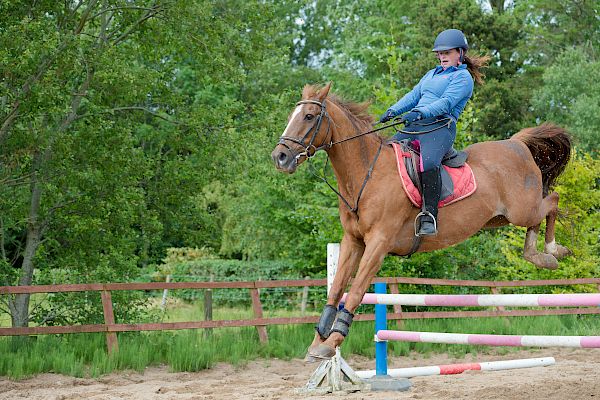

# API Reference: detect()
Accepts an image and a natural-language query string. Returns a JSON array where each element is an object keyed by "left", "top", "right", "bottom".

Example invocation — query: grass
[{"left": 1, "top": 314, "right": 599, "bottom": 379}]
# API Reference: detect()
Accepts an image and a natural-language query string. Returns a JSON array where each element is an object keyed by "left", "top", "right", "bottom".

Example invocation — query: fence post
[
  {"left": 301, "top": 276, "right": 310, "bottom": 313},
  {"left": 161, "top": 274, "right": 171, "bottom": 310},
  {"left": 388, "top": 282, "right": 404, "bottom": 329},
  {"left": 250, "top": 286, "right": 268, "bottom": 343},
  {"left": 101, "top": 290, "right": 118, "bottom": 355},
  {"left": 204, "top": 275, "right": 213, "bottom": 337},
  {"left": 489, "top": 287, "right": 505, "bottom": 311}
]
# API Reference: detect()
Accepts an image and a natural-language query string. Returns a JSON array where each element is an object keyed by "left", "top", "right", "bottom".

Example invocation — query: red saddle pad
[{"left": 391, "top": 142, "right": 477, "bottom": 208}]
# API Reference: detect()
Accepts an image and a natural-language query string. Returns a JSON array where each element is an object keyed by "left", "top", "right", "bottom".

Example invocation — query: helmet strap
[{"left": 459, "top": 48, "right": 464, "bottom": 64}]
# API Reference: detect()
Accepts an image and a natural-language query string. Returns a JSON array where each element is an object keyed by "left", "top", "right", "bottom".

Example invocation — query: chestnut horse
[{"left": 271, "top": 83, "right": 572, "bottom": 361}]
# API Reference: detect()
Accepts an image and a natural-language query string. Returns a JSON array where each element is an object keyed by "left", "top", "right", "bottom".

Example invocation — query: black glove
[
  {"left": 401, "top": 110, "right": 422, "bottom": 124},
  {"left": 379, "top": 109, "right": 396, "bottom": 124}
]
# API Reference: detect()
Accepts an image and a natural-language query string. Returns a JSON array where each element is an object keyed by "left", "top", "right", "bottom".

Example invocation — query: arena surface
[{"left": 2, "top": 348, "right": 599, "bottom": 399}]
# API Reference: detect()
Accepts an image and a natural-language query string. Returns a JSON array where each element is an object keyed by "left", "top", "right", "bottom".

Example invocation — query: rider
[{"left": 379, "top": 29, "right": 488, "bottom": 236}]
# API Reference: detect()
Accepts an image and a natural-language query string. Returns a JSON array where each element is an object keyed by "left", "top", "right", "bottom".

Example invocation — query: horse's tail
[{"left": 511, "top": 122, "right": 572, "bottom": 196}]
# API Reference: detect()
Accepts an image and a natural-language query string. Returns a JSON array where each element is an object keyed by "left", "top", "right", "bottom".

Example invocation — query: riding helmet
[{"left": 432, "top": 29, "right": 469, "bottom": 52}]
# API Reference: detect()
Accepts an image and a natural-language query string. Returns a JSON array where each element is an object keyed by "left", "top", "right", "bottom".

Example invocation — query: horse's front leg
[
  {"left": 305, "top": 235, "right": 364, "bottom": 362},
  {"left": 307, "top": 237, "right": 389, "bottom": 361}
]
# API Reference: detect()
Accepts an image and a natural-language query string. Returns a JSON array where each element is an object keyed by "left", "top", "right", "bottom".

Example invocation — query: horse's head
[{"left": 271, "top": 83, "right": 332, "bottom": 173}]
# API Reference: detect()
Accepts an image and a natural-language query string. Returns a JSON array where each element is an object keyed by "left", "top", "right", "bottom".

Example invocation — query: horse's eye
[{"left": 305, "top": 114, "right": 314, "bottom": 121}]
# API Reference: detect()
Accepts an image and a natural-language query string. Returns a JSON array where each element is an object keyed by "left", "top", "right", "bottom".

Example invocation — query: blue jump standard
[{"left": 366, "top": 282, "right": 412, "bottom": 391}]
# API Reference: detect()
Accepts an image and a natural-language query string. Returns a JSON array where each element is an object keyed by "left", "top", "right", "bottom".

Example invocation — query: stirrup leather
[{"left": 414, "top": 211, "right": 437, "bottom": 237}]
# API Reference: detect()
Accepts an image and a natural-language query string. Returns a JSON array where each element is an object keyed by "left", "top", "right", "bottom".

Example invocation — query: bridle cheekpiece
[{"left": 277, "top": 99, "right": 332, "bottom": 163}]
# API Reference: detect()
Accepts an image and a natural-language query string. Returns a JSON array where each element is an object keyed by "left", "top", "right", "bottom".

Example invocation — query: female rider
[{"left": 379, "top": 29, "right": 489, "bottom": 237}]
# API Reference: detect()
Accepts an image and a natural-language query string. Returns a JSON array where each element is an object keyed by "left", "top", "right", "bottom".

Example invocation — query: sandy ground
[{"left": 1, "top": 348, "right": 599, "bottom": 400}]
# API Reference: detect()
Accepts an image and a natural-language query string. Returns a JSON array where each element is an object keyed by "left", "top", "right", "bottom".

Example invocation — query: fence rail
[{"left": 2, "top": 277, "right": 599, "bottom": 354}]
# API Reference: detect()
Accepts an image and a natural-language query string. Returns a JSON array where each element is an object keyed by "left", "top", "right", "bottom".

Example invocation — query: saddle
[
  {"left": 390, "top": 140, "right": 477, "bottom": 208},
  {"left": 399, "top": 139, "right": 467, "bottom": 198}
]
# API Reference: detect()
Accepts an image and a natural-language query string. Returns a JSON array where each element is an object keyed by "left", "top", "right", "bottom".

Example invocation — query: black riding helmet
[{"left": 432, "top": 29, "right": 469, "bottom": 52}]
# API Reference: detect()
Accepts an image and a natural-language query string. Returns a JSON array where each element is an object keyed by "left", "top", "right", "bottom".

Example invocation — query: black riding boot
[{"left": 417, "top": 167, "right": 442, "bottom": 236}]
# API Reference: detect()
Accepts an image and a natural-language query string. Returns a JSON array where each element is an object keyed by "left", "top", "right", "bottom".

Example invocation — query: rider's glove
[
  {"left": 379, "top": 109, "right": 396, "bottom": 124},
  {"left": 401, "top": 110, "right": 422, "bottom": 124}
]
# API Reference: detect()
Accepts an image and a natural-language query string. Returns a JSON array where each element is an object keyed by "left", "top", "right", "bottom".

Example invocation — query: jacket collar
[{"left": 434, "top": 63, "right": 467, "bottom": 73}]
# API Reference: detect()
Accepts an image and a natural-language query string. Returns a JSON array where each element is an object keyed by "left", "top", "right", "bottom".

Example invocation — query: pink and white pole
[
  {"left": 355, "top": 357, "right": 555, "bottom": 379},
  {"left": 376, "top": 330, "right": 600, "bottom": 348},
  {"left": 346, "top": 293, "right": 600, "bottom": 307}
]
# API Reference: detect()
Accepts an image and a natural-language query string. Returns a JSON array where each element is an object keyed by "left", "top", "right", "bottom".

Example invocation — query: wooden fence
[{"left": 1, "top": 277, "right": 599, "bottom": 354}]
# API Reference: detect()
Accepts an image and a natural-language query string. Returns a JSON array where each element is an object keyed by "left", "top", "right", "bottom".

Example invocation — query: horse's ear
[{"left": 317, "top": 82, "right": 332, "bottom": 101}]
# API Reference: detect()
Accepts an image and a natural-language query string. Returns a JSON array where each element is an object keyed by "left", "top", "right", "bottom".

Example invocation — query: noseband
[{"left": 277, "top": 100, "right": 332, "bottom": 162}]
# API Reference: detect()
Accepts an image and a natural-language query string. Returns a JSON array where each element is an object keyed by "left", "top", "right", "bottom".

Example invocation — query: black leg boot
[{"left": 417, "top": 167, "right": 442, "bottom": 236}]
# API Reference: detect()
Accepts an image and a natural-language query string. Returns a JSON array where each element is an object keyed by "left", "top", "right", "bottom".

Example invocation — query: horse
[{"left": 270, "top": 83, "right": 572, "bottom": 362}]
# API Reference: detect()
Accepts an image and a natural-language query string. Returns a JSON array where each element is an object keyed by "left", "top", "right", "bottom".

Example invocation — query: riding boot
[{"left": 417, "top": 167, "right": 442, "bottom": 236}]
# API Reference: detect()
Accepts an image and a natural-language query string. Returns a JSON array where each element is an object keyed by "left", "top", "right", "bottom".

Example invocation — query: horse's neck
[{"left": 326, "top": 116, "right": 381, "bottom": 201}]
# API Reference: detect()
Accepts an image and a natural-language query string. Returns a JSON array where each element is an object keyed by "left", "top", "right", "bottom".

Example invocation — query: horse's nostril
[{"left": 278, "top": 152, "right": 287, "bottom": 162}]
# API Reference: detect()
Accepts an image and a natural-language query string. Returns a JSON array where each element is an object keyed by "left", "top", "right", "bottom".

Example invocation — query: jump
[{"left": 271, "top": 29, "right": 571, "bottom": 362}]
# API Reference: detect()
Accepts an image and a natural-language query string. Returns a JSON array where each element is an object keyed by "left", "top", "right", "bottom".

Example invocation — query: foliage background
[{"left": 0, "top": 0, "right": 598, "bottom": 327}]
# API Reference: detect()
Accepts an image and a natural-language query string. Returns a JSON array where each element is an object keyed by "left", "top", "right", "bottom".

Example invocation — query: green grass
[{"left": 1, "top": 314, "right": 599, "bottom": 379}]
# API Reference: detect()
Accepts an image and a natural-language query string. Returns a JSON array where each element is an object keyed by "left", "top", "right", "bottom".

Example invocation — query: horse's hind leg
[
  {"left": 524, "top": 225, "right": 558, "bottom": 270},
  {"left": 522, "top": 191, "right": 569, "bottom": 269},
  {"left": 543, "top": 192, "right": 571, "bottom": 259}
]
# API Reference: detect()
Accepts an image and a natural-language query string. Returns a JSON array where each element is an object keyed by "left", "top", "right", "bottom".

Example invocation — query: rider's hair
[{"left": 463, "top": 53, "right": 491, "bottom": 85}]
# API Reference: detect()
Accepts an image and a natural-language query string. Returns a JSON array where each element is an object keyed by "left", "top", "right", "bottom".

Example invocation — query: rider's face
[{"left": 436, "top": 49, "right": 461, "bottom": 69}]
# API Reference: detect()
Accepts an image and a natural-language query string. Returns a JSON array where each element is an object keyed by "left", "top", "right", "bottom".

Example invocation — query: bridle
[
  {"left": 277, "top": 98, "right": 424, "bottom": 257},
  {"left": 277, "top": 99, "right": 386, "bottom": 215},
  {"left": 278, "top": 99, "right": 333, "bottom": 161},
  {"left": 278, "top": 99, "right": 405, "bottom": 161}
]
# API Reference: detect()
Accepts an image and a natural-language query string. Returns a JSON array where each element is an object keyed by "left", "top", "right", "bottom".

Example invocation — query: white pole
[
  {"left": 355, "top": 357, "right": 555, "bottom": 379},
  {"left": 326, "top": 243, "right": 340, "bottom": 296}
]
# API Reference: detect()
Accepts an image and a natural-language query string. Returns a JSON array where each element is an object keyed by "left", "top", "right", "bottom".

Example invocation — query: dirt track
[{"left": 2, "top": 348, "right": 599, "bottom": 399}]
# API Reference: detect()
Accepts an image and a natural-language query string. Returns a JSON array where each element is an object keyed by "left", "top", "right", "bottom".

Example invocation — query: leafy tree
[{"left": 532, "top": 46, "right": 600, "bottom": 154}]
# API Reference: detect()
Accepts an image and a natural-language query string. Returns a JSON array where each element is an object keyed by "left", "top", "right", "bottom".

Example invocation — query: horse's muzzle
[{"left": 271, "top": 145, "right": 298, "bottom": 173}]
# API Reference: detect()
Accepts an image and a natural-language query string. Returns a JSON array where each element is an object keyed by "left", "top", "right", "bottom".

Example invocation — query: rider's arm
[
  {"left": 387, "top": 71, "right": 430, "bottom": 115},
  {"left": 414, "top": 70, "right": 473, "bottom": 119}
]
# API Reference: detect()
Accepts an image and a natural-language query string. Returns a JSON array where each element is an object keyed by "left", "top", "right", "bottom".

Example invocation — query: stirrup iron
[{"left": 414, "top": 210, "right": 437, "bottom": 237}]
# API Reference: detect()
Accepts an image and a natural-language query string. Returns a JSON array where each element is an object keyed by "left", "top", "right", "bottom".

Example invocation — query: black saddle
[{"left": 391, "top": 139, "right": 468, "bottom": 201}]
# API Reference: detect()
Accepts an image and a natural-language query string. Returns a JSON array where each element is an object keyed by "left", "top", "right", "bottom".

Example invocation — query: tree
[{"left": 0, "top": 0, "right": 290, "bottom": 327}]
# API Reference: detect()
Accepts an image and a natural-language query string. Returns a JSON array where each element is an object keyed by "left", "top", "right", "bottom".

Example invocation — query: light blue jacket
[{"left": 388, "top": 64, "right": 473, "bottom": 122}]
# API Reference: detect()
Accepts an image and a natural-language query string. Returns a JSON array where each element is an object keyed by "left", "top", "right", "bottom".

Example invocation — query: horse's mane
[{"left": 302, "top": 85, "right": 375, "bottom": 135}]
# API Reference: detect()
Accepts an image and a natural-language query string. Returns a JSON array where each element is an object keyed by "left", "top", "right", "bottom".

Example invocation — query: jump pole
[
  {"left": 356, "top": 356, "right": 556, "bottom": 379},
  {"left": 376, "top": 330, "right": 600, "bottom": 348},
  {"left": 345, "top": 293, "right": 600, "bottom": 307}
]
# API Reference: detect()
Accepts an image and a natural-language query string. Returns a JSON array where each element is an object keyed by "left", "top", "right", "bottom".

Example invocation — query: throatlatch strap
[
  {"left": 330, "top": 308, "right": 354, "bottom": 337},
  {"left": 315, "top": 304, "right": 338, "bottom": 340}
]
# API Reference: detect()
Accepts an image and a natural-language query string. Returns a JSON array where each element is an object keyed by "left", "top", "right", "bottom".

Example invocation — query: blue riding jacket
[{"left": 388, "top": 64, "right": 473, "bottom": 122}]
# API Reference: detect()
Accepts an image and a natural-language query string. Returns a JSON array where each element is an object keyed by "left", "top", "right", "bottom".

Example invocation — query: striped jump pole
[
  {"left": 376, "top": 330, "right": 600, "bottom": 348},
  {"left": 355, "top": 357, "right": 555, "bottom": 379},
  {"left": 346, "top": 293, "right": 600, "bottom": 307}
]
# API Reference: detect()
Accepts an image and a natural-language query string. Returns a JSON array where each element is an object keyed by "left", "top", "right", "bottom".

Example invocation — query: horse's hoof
[
  {"left": 549, "top": 244, "right": 571, "bottom": 259},
  {"left": 529, "top": 253, "right": 559, "bottom": 270},
  {"left": 304, "top": 344, "right": 336, "bottom": 363}
]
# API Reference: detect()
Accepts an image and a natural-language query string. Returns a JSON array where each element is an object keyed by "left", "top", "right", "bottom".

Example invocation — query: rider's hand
[
  {"left": 401, "top": 110, "right": 422, "bottom": 124},
  {"left": 379, "top": 110, "right": 396, "bottom": 124}
]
